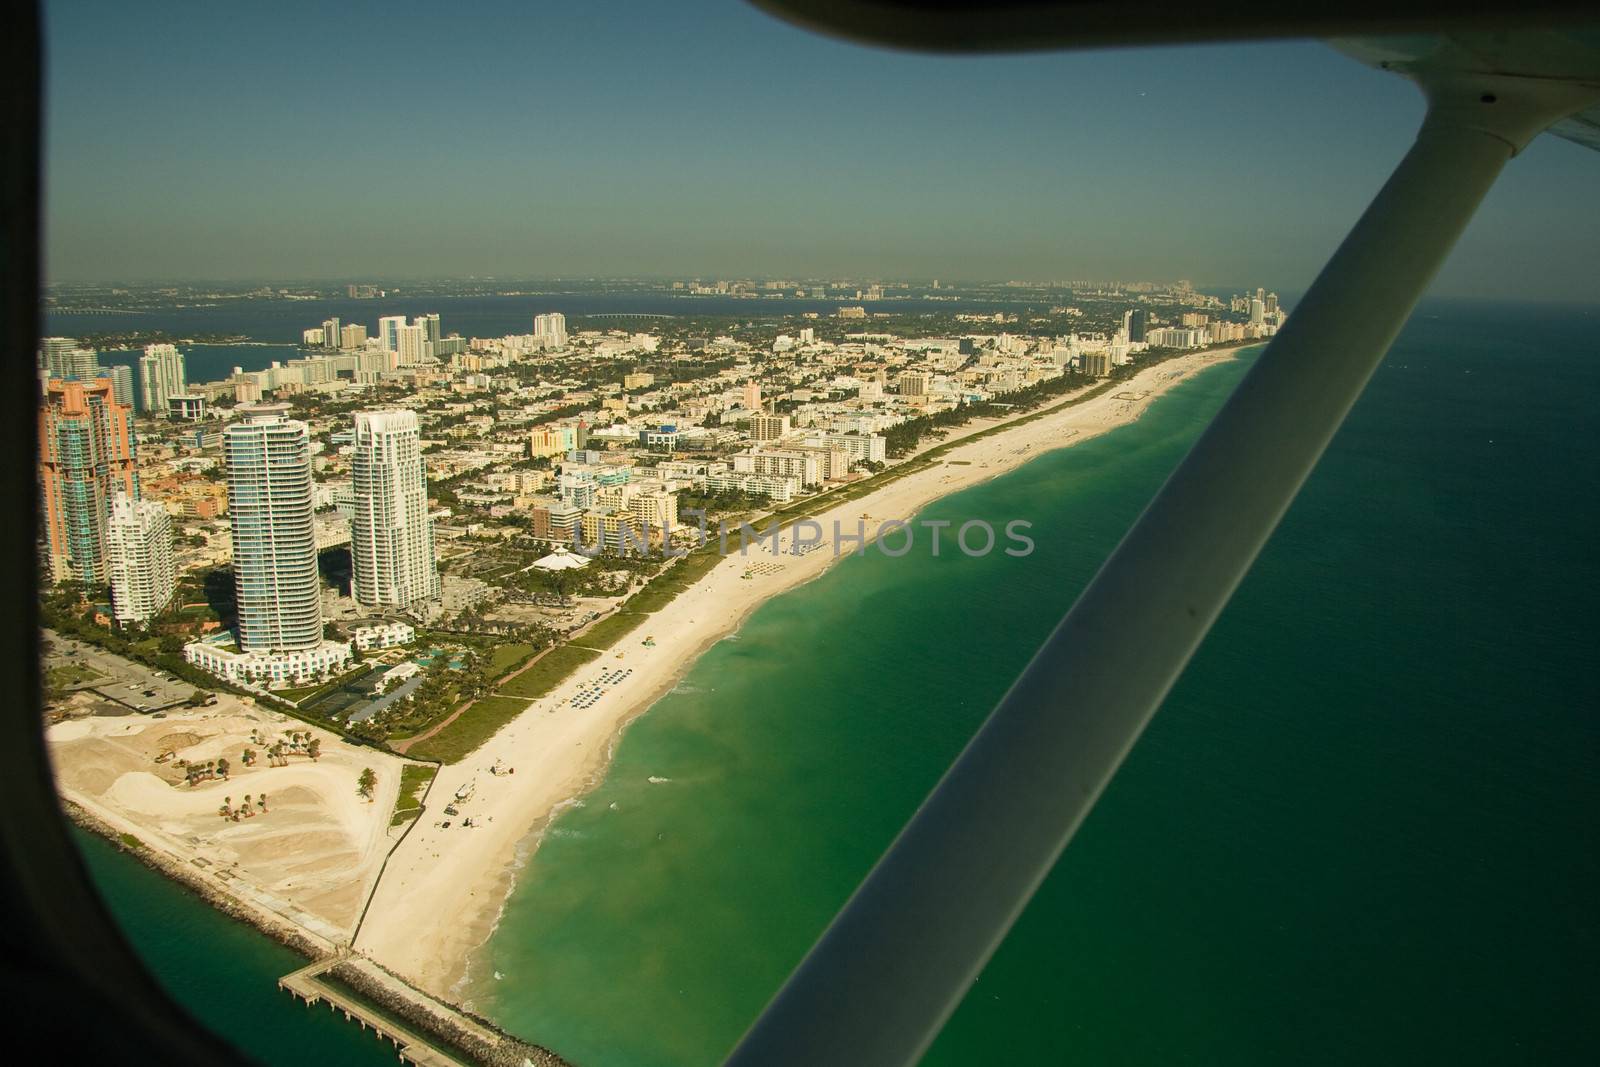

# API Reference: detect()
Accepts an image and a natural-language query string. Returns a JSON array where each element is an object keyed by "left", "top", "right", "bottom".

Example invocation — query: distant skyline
[{"left": 44, "top": 0, "right": 1599, "bottom": 302}]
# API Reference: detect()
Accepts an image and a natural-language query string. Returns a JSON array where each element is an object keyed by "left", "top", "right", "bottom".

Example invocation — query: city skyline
[{"left": 43, "top": 1, "right": 1599, "bottom": 302}]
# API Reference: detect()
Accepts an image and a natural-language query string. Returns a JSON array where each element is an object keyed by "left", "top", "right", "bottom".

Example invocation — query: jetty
[
  {"left": 279, "top": 959, "right": 470, "bottom": 1066},
  {"left": 278, "top": 953, "right": 574, "bottom": 1066}
]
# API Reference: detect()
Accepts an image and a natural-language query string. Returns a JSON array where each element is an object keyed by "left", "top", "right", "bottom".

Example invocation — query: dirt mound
[{"left": 153, "top": 731, "right": 204, "bottom": 751}]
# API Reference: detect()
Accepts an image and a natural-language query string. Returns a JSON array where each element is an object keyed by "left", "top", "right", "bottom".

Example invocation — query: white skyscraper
[
  {"left": 226, "top": 404, "right": 323, "bottom": 652},
  {"left": 43, "top": 341, "right": 100, "bottom": 381},
  {"left": 106, "top": 491, "right": 176, "bottom": 624},
  {"left": 138, "top": 343, "right": 188, "bottom": 413},
  {"left": 184, "top": 404, "right": 350, "bottom": 685},
  {"left": 397, "top": 324, "right": 428, "bottom": 365},
  {"left": 40, "top": 337, "right": 77, "bottom": 372},
  {"left": 102, "top": 364, "right": 136, "bottom": 410},
  {"left": 533, "top": 312, "right": 567, "bottom": 349},
  {"left": 378, "top": 315, "right": 407, "bottom": 354},
  {"left": 351, "top": 410, "right": 440, "bottom": 610}
]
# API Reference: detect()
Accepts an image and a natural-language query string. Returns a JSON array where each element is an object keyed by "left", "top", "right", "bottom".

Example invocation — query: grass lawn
[
  {"left": 48, "top": 663, "right": 105, "bottom": 688},
  {"left": 406, "top": 695, "right": 537, "bottom": 765},
  {"left": 576, "top": 610, "right": 649, "bottom": 650},
  {"left": 484, "top": 642, "right": 537, "bottom": 679},
  {"left": 390, "top": 763, "right": 438, "bottom": 826},
  {"left": 498, "top": 644, "right": 601, "bottom": 699}
]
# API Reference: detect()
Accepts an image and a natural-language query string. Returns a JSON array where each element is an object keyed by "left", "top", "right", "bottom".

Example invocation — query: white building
[
  {"left": 734, "top": 448, "right": 822, "bottom": 487},
  {"left": 533, "top": 312, "right": 567, "bottom": 349},
  {"left": 189, "top": 403, "right": 350, "bottom": 685},
  {"left": 138, "top": 343, "right": 187, "bottom": 414},
  {"left": 351, "top": 621, "right": 416, "bottom": 651},
  {"left": 184, "top": 636, "right": 352, "bottom": 687},
  {"left": 377, "top": 660, "right": 420, "bottom": 692},
  {"left": 818, "top": 432, "right": 887, "bottom": 464},
  {"left": 378, "top": 315, "right": 407, "bottom": 354},
  {"left": 350, "top": 410, "right": 441, "bottom": 611},
  {"left": 705, "top": 470, "right": 800, "bottom": 502},
  {"left": 532, "top": 546, "right": 590, "bottom": 572},
  {"left": 106, "top": 491, "right": 175, "bottom": 624},
  {"left": 397, "top": 324, "right": 429, "bottom": 365}
]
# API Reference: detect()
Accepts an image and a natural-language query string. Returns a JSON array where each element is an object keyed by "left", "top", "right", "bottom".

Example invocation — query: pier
[
  {"left": 277, "top": 955, "right": 569, "bottom": 1067},
  {"left": 278, "top": 960, "right": 469, "bottom": 1066}
]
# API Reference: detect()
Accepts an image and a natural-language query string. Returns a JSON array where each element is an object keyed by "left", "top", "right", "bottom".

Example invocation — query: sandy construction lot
[{"left": 49, "top": 695, "right": 406, "bottom": 945}]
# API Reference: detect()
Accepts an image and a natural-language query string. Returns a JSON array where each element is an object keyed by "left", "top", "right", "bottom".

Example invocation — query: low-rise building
[
  {"left": 351, "top": 621, "right": 416, "bottom": 651},
  {"left": 184, "top": 635, "right": 352, "bottom": 687}
]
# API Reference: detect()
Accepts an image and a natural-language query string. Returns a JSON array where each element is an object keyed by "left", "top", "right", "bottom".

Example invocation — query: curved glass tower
[
  {"left": 351, "top": 410, "right": 440, "bottom": 610},
  {"left": 225, "top": 403, "right": 322, "bottom": 652}
]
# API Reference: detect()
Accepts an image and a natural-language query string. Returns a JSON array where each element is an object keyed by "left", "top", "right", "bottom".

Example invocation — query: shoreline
[
  {"left": 64, "top": 799, "right": 334, "bottom": 959},
  {"left": 354, "top": 344, "right": 1252, "bottom": 1000},
  {"left": 65, "top": 801, "right": 572, "bottom": 1067}
]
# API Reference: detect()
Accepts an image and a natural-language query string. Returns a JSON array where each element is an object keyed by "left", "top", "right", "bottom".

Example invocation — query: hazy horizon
[{"left": 44, "top": 0, "right": 1599, "bottom": 302}]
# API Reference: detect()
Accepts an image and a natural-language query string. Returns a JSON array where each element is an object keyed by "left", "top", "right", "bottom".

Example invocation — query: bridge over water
[{"left": 576, "top": 311, "right": 677, "bottom": 320}]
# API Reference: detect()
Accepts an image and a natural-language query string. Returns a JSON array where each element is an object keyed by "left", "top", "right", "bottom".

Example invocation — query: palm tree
[
  {"left": 257, "top": 793, "right": 268, "bottom": 812},
  {"left": 357, "top": 768, "right": 376, "bottom": 801},
  {"left": 216, "top": 757, "right": 229, "bottom": 779},
  {"left": 307, "top": 738, "right": 321, "bottom": 762}
]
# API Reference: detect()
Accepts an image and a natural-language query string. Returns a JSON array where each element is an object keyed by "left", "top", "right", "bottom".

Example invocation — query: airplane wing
[{"left": 1332, "top": 32, "right": 1600, "bottom": 152}]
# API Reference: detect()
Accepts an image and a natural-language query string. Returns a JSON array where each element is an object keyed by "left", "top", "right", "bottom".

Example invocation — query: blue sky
[{"left": 43, "top": 0, "right": 1599, "bottom": 300}]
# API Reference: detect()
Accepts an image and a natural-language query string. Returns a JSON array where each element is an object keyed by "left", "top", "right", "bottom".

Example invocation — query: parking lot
[{"left": 43, "top": 631, "right": 204, "bottom": 713}]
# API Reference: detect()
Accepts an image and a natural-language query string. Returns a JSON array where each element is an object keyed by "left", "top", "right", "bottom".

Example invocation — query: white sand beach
[{"left": 355, "top": 346, "right": 1247, "bottom": 997}]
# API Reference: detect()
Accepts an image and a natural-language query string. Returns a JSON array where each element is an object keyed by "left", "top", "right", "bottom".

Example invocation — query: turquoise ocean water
[
  {"left": 74, "top": 830, "right": 401, "bottom": 1066},
  {"left": 81, "top": 301, "right": 1597, "bottom": 1064}
]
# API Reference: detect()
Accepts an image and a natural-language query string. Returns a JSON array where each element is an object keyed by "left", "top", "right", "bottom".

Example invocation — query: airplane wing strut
[{"left": 725, "top": 62, "right": 1599, "bottom": 1067}]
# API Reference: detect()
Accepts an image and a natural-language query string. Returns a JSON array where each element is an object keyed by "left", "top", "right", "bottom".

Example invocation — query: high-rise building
[
  {"left": 397, "top": 324, "right": 428, "bottom": 365},
  {"left": 419, "top": 313, "right": 441, "bottom": 346},
  {"left": 898, "top": 371, "right": 931, "bottom": 396},
  {"left": 40, "top": 337, "right": 78, "bottom": 372},
  {"left": 322, "top": 317, "right": 341, "bottom": 349},
  {"left": 106, "top": 491, "right": 175, "bottom": 624},
  {"left": 39, "top": 377, "right": 139, "bottom": 584},
  {"left": 743, "top": 380, "right": 763, "bottom": 412},
  {"left": 533, "top": 312, "right": 567, "bottom": 349},
  {"left": 43, "top": 341, "right": 100, "bottom": 382},
  {"left": 1128, "top": 308, "right": 1150, "bottom": 343},
  {"left": 350, "top": 410, "right": 440, "bottom": 611},
  {"left": 225, "top": 404, "right": 323, "bottom": 653},
  {"left": 138, "top": 343, "right": 188, "bottom": 413},
  {"left": 340, "top": 323, "right": 368, "bottom": 349},
  {"left": 1250, "top": 298, "right": 1266, "bottom": 325},
  {"left": 750, "top": 413, "right": 791, "bottom": 442},
  {"left": 378, "top": 315, "right": 407, "bottom": 354},
  {"left": 102, "top": 364, "right": 136, "bottom": 410}
]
